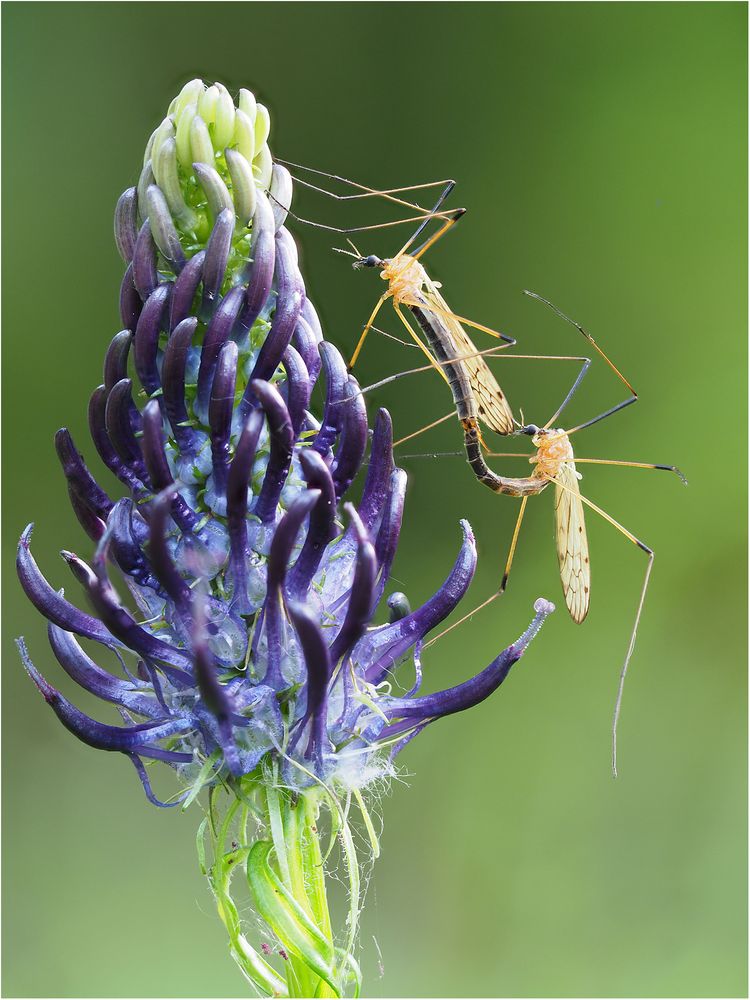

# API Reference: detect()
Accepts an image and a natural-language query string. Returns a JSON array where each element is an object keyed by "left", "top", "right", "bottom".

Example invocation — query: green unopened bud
[{"left": 124, "top": 79, "right": 283, "bottom": 282}]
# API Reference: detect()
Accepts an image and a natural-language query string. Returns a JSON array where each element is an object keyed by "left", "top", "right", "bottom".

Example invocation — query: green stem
[{"left": 199, "top": 780, "right": 362, "bottom": 998}]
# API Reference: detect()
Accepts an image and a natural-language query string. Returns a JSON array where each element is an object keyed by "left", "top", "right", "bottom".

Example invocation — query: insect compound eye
[
  {"left": 518, "top": 423, "right": 540, "bottom": 437},
  {"left": 352, "top": 254, "right": 381, "bottom": 270}
]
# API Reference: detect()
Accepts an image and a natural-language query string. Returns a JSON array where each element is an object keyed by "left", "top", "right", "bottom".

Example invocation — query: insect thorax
[
  {"left": 382, "top": 254, "right": 428, "bottom": 304},
  {"left": 531, "top": 428, "right": 576, "bottom": 479}
]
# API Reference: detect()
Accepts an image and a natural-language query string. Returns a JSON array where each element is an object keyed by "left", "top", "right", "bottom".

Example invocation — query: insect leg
[
  {"left": 553, "top": 477, "right": 655, "bottom": 777},
  {"left": 276, "top": 158, "right": 457, "bottom": 213},
  {"left": 398, "top": 295, "right": 517, "bottom": 345},
  {"left": 348, "top": 293, "right": 390, "bottom": 369},
  {"left": 424, "top": 496, "right": 531, "bottom": 648},
  {"left": 278, "top": 209, "right": 461, "bottom": 236},
  {"left": 393, "top": 411, "right": 456, "bottom": 448},
  {"left": 403, "top": 208, "right": 467, "bottom": 261},
  {"left": 568, "top": 457, "right": 688, "bottom": 485},
  {"left": 524, "top": 290, "right": 639, "bottom": 433},
  {"left": 500, "top": 495, "right": 530, "bottom": 592},
  {"left": 398, "top": 182, "right": 459, "bottom": 257},
  {"left": 273, "top": 162, "right": 458, "bottom": 234},
  {"left": 392, "top": 304, "right": 451, "bottom": 386},
  {"left": 349, "top": 339, "right": 515, "bottom": 403}
]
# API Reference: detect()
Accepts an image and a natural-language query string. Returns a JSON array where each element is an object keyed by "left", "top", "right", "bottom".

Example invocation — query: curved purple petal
[
  {"left": 281, "top": 345, "right": 312, "bottom": 436},
  {"left": 286, "top": 602, "right": 332, "bottom": 769},
  {"left": 195, "top": 285, "right": 244, "bottom": 421},
  {"left": 47, "top": 623, "right": 160, "bottom": 718},
  {"left": 161, "top": 317, "right": 202, "bottom": 455},
  {"left": 287, "top": 449, "right": 336, "bottom": 599},
  {"left": 105, "top": 379, "right": 149, "bottom": 482},
  {"left": 251, "top": 380, "right": 294, "bottom": 524},
  {"left": 170, "top": 250, "right": 205, "bottom": 331},
  {"left": 17, "top": 526, "right": 118, "bottom": 645},
  {"left": 260, "top": 490, "right": 320, "bottom": 689},
  {"left": 19, "top": 638, "right": 192, "bottom": 751},
  {"left": 372, "top": 468, "right": 407, "bottom": 608},
  {"left": 114, "top": 187, "right": 138, "bottom": 263},
  {"left": 132, "top": 220, "right": 158, "bottom": 300},
  {"left": 88, "top": 386, "right": 149, "bottom": 498},
  {"left": 328, "top": 505, "right": 377, "bottom": 665},
  {"left": 54, "top": 427, "right": 113, "bottom": 521},
  {"left": 119, "top": 263, "right": 142, "bottom": 332},
  {"left": 146, "top": 492, "right": 192, "bottom": 617},
  {"left": 133, "top": 283, "right": 171, "bottom": 397},
  {"left": 312, "top": 342, "right": 347, "bottom": 457},
  {"left": 236, "top": 191, "right": 275, "bottom": 337},
  {"left": 226, "top": 410, "right": 264, "bottom": 613},
  {"left": 332, "top": 376, "right": 368, "bottom": 499},
  {"left": 247, "top": 228, "right": 303, "bottom": 385},
  {"left": 362, "top": 519, "right": 477, "bottom": 686},
  {"left": 357, "top": 408, "right": 394, "bottom": 532},
  {"left": 382, "top": 599, "right": 556, "bottom": 727},
  {"left": 140, "top": 401, "right": 201, "bottom": 533},
  {"left": 201, "top": 208, "right": 234, "bottom": 318}
]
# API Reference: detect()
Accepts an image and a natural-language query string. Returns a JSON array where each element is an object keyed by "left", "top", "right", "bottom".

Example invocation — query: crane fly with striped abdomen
[
  {"left": 345, "top": 206, "right": 519, "bottom": 443},
  {"left": 342, "top": 203, "right": 618, "bottom": 462}
]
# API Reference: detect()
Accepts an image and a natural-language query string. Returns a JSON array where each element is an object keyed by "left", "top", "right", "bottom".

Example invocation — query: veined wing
[
  {"left": 423, "top": 278, "right": 515, "bottom": 435},
  {"left": 554, "top": 462, "right": 590, "bottom": 623}
]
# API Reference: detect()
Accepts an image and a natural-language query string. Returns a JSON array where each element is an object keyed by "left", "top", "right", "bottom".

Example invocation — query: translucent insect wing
[
  {"left": 422, "top": 278, "right": 515, "bottom": 436},
  {"left": 554, "top": 463, "right": 591, "bottom": 623}
]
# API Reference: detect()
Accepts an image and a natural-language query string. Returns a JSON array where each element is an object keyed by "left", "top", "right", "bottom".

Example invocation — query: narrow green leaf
[
  {"left": 196, "top": 816, "right": 208, "bottom": 875},
  {"left": 247, "top": 841, "right": 340, "bottom": 996}
]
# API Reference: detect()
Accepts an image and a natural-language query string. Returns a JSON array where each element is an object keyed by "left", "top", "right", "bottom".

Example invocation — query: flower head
[{"left": 17, "top": 79, "right": 554, "bottom": 995}]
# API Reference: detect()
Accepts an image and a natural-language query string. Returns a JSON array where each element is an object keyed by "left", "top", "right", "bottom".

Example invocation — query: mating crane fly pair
[{"left": 271, "top": 161, "right": 686, "bottom": 775}]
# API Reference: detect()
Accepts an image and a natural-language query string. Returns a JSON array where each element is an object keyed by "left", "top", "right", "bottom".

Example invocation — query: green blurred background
[{"left": 3, "top": 3, "right": 746, "bottom": 997}]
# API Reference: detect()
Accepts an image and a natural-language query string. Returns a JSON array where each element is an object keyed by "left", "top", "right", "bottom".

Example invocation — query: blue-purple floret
[{"left": 17, "top": 176, "right": 554, "bottom": 807}]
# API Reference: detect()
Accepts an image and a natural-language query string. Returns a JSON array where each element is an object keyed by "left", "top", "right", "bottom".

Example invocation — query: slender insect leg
[
  {"left": 394, "top": 411, "right": 457, "bottom": 448},
  {"left": 500, "top": 495, "right": 530, "bottom": 592},
  {"left": 273, "top": 161, "right": 459, "bottom": 235},
  {"left": 350, "top": 340, "right": 516, "bottom": 403},
  {"left": 276, "top": 209, "right": 462, "bottom": 237},
  {"left": 543, "top": 358, "right": 591, "bottom": 428},
  {"left": 392, "top": 304, "right": 452, "bottom": 386},
  {"left": 348, "top": 293, "right": 389, "bottom": 369},
  {"left": 424, "top": 496, "right": 531, "bottom": 649},
  {"left": 276, "top": 157, "right": 457, "bottom": 212},
  {"left": 398, "top": 295, "right": 517, "bottom": 345},
  {"left": 403, "top": 208, "right": 467, "bottom": 261},
  {"left": 523, "top": 290, "right": 639, "bottom": 433},
  {"left": 553, "top": 477, "right": 654, "bottom": 777},
  {"left": 566, "top": 396, "right": 639, "bottom": 436},
  {"left": 565, "top": 457, "right": 688, "bottom": 485},
  {"left": 425, "top": 589, "right": 501, "bottom": 650},
  {"left": 398, "top": 182, "right": 458, "bottom": 257},
  {"left": 393, "top": 303, "right": 602, "bottom": 431}
]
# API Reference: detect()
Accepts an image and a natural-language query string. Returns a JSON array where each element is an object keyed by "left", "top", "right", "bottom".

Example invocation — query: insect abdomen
[
  {"left": 411, "top": 305, "right": 476, "bottom": 422},
  {"left": 462, "top": 419, "right": 545, "bottom": 497}
]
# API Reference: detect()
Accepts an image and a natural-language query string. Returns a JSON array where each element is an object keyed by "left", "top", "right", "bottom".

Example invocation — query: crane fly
[
  {"left": 400, "top": 293, "right": 687, "bottom": 775},
  {"left": 344, "top": 203, "right": 519, "bottom": 441},
  {"left": 341, "top": 195, "right": 620, "bottom": 462}
]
